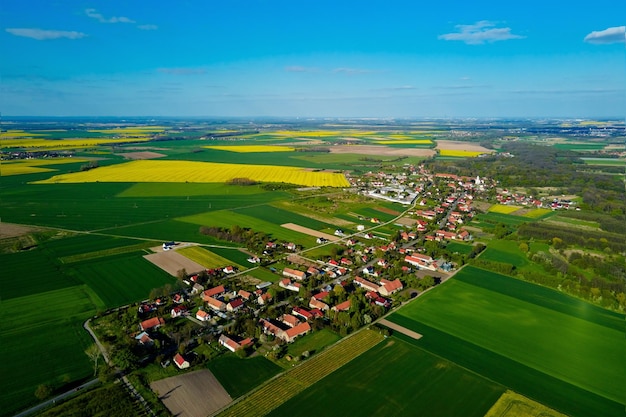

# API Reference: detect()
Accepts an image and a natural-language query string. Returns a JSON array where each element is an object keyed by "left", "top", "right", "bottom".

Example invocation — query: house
[
  {"left": 377, "top": 259, "right": 388, "bottom": 267},
  {"left": 238, "top": 289, "right": 252, "bottom": 300},
  {"left": 206, "top": 296, "right": 226, "bottom": 311},
  {"left": 280, "top": 313, "right": 300, "bottom": 328},
  {"left": 259, "top": 318, "right": 283, "bottom": 338},
  {"left": 307, "top": 266, "right": 321, "bottom": 276},
  {"left": 202, "top": 285, "right": 226, "bottom": 301},
  {"left": 282, "top": 322, "right": 311, "bottom": 343},
  {"left": 285, "top": 242, "right": 297, "bottom": 251},
  {"left": 340, "top": 258, "right": 353, "bottom": 266},
  {"left": 135, "top": 331, "right": 153, "bottom": 345},
  {"left": 247, "top": 256, "right": 261, "bottom": 264},
  {"left": 140, "top": 317, "right": 165, "bottom": 331},
  {"left": 292, "top": 307, "right": 313, "bottom": 321},
  {"left": 405, "top": 255, "right": 436, "bottom": 271},
  {"left": 316, "top": 237, "right": 327, "bottom": 244},
  {"left": 313, "top": 291, "right": 330, "bottom": 301},
  {"left": 219, "top": 334, "right": 253, "bottom": 352},
  {"left": 328, "top": 259, "right": 339, "bottom": 267},
  {"left": 223, "top": 266, "right": 235, "bottom": 274},
  {"left": 354, "top": 276, "right": 380, "bottom": 293},
  {"left": 265, "top": 241, "right": 277, "bottom": 249},
  {"left": 257, "top": 292, "right": 273, "bottom": 305},
  {"left": 191, "top": 283, "right": 205, "bottom": 295},
  {"left": 379, "top": 278, "right": 403, "bottom": 296},
  {"left": 171, "top": 306, "right": 188, "bottom": 318},
  {"left": 196, "top": 309, "right": 210, "bottom": 322},
  {"left": 279, "top": 279, "right": 302, "bottom": 292},
  {"left": 283, "top": 267, "right": 307, "bottom": 281},
  {"left": 309, "top": 297, "right": 329, "bottom": 311},
  {"left": 227, "top": 298, "right": 245, "bottom": 312},
  {"left": 173, "top": 353, "right": 190, "bottom": 369},
  {"left": 172, "top": 293, "right": 184, "bottom": 304},
  {"left": 331, "top": 300, "right": 351, "bottom": 312}
]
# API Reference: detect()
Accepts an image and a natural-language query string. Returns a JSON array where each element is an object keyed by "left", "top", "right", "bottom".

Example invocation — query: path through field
[{"left": 378, "top": 318, "right": 423, "bottom": 339}]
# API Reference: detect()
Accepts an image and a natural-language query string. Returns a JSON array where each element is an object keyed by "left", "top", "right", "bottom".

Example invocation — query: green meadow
[
  {"left": 386, "top": 266, "right": 625, "bottom": 417},
  {"left": 268, "top": 337, "right": 504, "bottom": 417},
  {"left": 208, "top": 356, "right": 282, "bottom": 399}
]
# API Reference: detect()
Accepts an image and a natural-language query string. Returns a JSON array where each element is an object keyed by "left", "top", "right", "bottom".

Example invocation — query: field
[
  {"left": 207, "top": 356, "right": 282, "bottom": 399},
  {"left": 268, "top": 337, "right": 504, "bottom": 417},
  {"left": 285, "top": 328, "right": 341, "bottom": 359},
  {"left": 439, "top": 149, "right": 487, "bottom": 157},
  {"left": 386, "top": 266, "right": 626, "bottom": 417},
  {"left": 204, "top": 145, "right": 295, "bottom": 152},
  {"left": 479, "top": 240, "right": 531, "bottom": 268},
  {"left": 485, "top": 391, "right": 568, "bottom": 417},
  {"left": 218, "top": 330, "right": 383, "bottom": 416},
  {"left": 177, "top": 245, "right": 243, "bottom": 269},
  {"left": 150, "top": 369, "right": 232, "bottom": 417},
  {"left": 34, "top": 160, "right": 350, "bottom": 187},
  {"left": 475, "top": 212, "right": 531, "bottom": 226},
  {"left": 488, "top": 204, "right": 523, "bottom": 214},
  {"left": 445, "top": 241, "right": 474, "bottom": 255},
  {"left": 1, "top": 158, "right": 88, "bottom": 176},
  {"left": 144, "top": 250, "right": 206, "bottom": 277}
]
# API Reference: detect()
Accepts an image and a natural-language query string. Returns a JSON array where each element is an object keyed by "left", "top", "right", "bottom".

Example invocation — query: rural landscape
[{"left": 1, "top": 118, "right": 624, "bottom": 417}]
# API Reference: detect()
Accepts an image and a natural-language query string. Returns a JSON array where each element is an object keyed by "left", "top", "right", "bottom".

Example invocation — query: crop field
[
  {"left": 0, "top": 286, "right": 96, "bottom": 417},
  {"left": 475, "top": 212, "right": 531, "bottom": 226},
  {"left": 479, "top": 240, "right": 531, "bottom": 268},
  {"left": 208, "top": 246, "right": 252, "bottom": 266},
  {"left": 485, "top": 391, "right": 568, "bottom": 417},
  {"left": 581, "top": 157, "right": 626, "bottom": 166},
  {"left": 552, "top": 143, "right": 607, "bottom": 151},
  {"left": 71, "top": 253, "right": 175, "bottom": 308},
  {"left": 352, "top": 206, "right": 399, "bottom": 222},
  {"left": 285, "top": 328, "right": 341, "bottom": 359},
  {"left": 438, "top": 149, "right": 487, "bottom": 157},
  {"left": 116, "top": 182, "right": 275, "bottom": 197},
  {"left": 268, "top": 337, "right": 504, "bottom": 417},
  {"left": 35, "top": 160, "right": 350, "bottom": 187},
  {"left": 236, "top": 204, "right": 337, "bottom": 232},
  {"left": 59, "top": 241, "right": 157, "bottom": 263},
  {"left": 177, "top": 246, "right": 242, "bottom": 269},
  {"left": 520, "top": 208, "right": 553, "bottom": 218},
  {"left": 1, "top": 137, "right": 152, "bottom": 149},
  {"left": 1, "top": 158, "right": 88, "bottom": 176},
  {"left": 208, "top": 356, "right": 282, "bottom": 399},
  {"left": 386, "top": 266, "right": 626, "bottom": 417},
  {"left": 488, "top": 204, "right": 523, "bottom": 214},
  {"left": 446, "top": 241, "right": 474, "bottom": 255},
  {"left": 178, "top": 210, "right": 316, "bottom": 246},
  {"left": 204, "top": 145, "right": 295, "bottom": 152},
  {"left": 218, "top": 330, "right": 383, "bottom": 417}
]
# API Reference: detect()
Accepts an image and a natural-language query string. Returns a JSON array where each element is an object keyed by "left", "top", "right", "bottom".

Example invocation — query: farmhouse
[
  {"left": 332, "top": 299, "right": 351, "bottom": 312},
  {"left": 170, "top": 306, "right": 188, "bottom": 318},
  {"left": 292, "top": 306, "right": 313, "bottom": 321},
  {"left": 282, "top": 322, "right": 311, "bottom": 343},
  {"left": 202, "top": 285, "right": 226, "bottom": 301},
  {"left": 279, "top": 279, "right": 302, "bottom": 292},
  {"left": 354, "top": 276, "right": 380, "bottom": 293},
  {"left": 195, "top": 309, "right": 210, "bottom": 321},
  {"left": 280, "top": 313, "right": 300, "bottom": 328},
  {"left": 173, "top": 353, "right": 190, "bottom": 369},
  {"left": 206, "top": 296, "right": 226, "bottom": 312},
  {"left": 140, "top": 317, "right": 165, "bottom": 331},
  {"left": 309, "top": 297, "right": 329, "bottom": 312},
  {"left": 219, "top": 334, "right": 253, "bottom": 352},
  {"left": 227, "top": 298, "right": 245, "bottom": 312},
  {"left": 283, "top": 267, "right": 307, "bottom": 281},
  {"left": 257, "top": 292, "right": 273, "bottom": 305},
  {"left": 379, "top": 278, "right": 403, "bottom": 296}
]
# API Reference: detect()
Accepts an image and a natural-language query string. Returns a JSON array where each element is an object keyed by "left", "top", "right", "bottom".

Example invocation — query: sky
[{"left": 2, "top": 1, "right": 625, "bottom": 118}]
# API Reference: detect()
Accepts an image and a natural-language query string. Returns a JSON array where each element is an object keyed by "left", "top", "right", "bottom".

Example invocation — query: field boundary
[
  {"left": 216, "top": 329, "right": 384, "bottom": 416},
  {"left": 280, "top": 223, "right": 339, "bottom": 241},
  {"left": 379, "top": 318, "right": 423, "bottom": 339}
]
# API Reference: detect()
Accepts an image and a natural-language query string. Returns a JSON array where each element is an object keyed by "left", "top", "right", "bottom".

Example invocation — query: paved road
[{"left": 13, "top": 379, "right": 100, "bottom": 417}]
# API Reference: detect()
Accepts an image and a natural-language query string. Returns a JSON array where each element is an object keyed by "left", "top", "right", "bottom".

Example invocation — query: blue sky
[{"left": 2, "top": 1, "right": 625, "bottom": 118}]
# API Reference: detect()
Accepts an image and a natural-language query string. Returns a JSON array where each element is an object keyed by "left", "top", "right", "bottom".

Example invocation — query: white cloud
[
  {"left": 6, "top": 28, "right": 87, "bottom": 40},
  {"left": 138, "top": 24, "right": 158, "bottom": 31},
  {"left": 439, "top": 20, "right": 525, "bottom": 45},
  {"left": 332, "top": 67, "right": 377, "bottom": 74},
  {"left": 85, "top": 8, "right": 135, "bottom": 24},
  {"left": 584, "top": 26, "right": 625, "bottom": 44}
]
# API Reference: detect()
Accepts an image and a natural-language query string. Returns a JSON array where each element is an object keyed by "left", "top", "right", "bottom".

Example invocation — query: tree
[
  {"left": 34, "top": 384, "right": 53, "bottom": 400},
  {"left": 85, "top": 344, "right": 101, "bottom": 377}
]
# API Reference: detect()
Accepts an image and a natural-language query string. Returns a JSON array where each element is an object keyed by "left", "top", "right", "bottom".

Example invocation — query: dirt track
[
  {"left": 150, "top": 369, "right": 232, "bottom": 417},
  {"left": 378, "top": 319, "right": 423, "bottom": 340},
  {"left": 144, "top": 247, "right": 206, "bottom": 276},
  {"left": 0, "top": 223, "right": 39, "bottom": 239},
  {"left": 281, "top": 223, "right": 339, "bottom": 241}
]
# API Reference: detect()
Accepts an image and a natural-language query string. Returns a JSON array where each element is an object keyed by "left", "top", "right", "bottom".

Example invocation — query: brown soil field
[
  {"left": 374, "top": 206, "right": 401, "bottom": 216},
  {"left": 150, "top": 369, "right": 232, "bottom": 417},
  {"left": 0, "top": 223, "right": 40, "bottom": 239},
  {"left": 144, "top": 247, "right": 206, "bottom": 276},
  {"left": 435, "top": 140, "right": 493, "bottom": 152},
  {"left": 378, "top": 319, "right": 423, "bottom": 340},
  {"left": 281, "top": 223, "right": 339, "bottom": 241},
  {"left": 328, "top": 144, "right": 436, "bottom": 157},
  {"left": 395, "top": 216, "right": 418, "bottom": 226},
  {"left": 117, "top": 151, "right": 166, "bottom": 159}
]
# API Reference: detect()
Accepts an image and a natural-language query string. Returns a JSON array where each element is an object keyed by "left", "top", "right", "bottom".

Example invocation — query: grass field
[
  {"left": 485, "top": 390, "right": 568, "bottom": 417},
  {"left": 521, "top": 208, "right": 553, "bottom": 218},
  {"left": 475, "top": 212, "right": 531, "bottom": 226},
  {"left": 285, "top": 328, "right": 341, "bottom": 359},
  {"left": 386, "top": 266, "right": 625, "bottom": 417},
  {"left": 479, "top": 240, "right": 530, "bottom": 268},
  {"left": 446, "top": 241, "right": 474, "bottom": 255},
  {"left": 204, "top": 145, "right": 295, "bottom": 153},
  {"left": 581, "top": 157, "right": 626, "bottom": 166},
  {"left": 243, "top": 267, "right": 281, "bottom": 283},
  {"left": 178, "top": 246, "right": 243, "bottom": 269},
  {"left": 236, "top": 204, "right": 336, "bottom": 232},
  {"left": 71, "top": 253, "right": 175, "bottom": 308},
  {"left": 268, "top": 336, "right": 504, "bottom": 417},
  {"left": 208, "top": 356, "right": 282, "bottom": 399},
  {"left": 35, "top": 160, "right": 350, "bottom": 187}
]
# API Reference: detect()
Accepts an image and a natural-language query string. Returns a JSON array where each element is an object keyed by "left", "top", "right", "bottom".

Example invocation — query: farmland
[
  {"left": 268, "top": 337, "right": 504, "bottom": 417},
  {"left": 177, "top": 245, "right": 243, "bottom": 269},
  {"left": 208, "top": 356, "right": 282, "bottom": 399},
  {"left": 386, "top": 266, "right": 626, "bottom": 417},
  {"left": 34, "top": 160, "right": 350, "bottom": 187}
]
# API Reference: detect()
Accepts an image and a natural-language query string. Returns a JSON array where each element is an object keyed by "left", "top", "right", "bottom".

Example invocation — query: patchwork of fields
[{"left": 386, "top": 266, "right": 626, "bottom": 417}]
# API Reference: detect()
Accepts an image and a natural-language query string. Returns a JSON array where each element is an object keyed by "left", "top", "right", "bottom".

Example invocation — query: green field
[
  {"left": 475, "top": 212, "right": 531, "bottom": 226},
  {"left": 285, "top": 328, "right": 341, "bottom": 359},
  {"left": 552, "top": 143, "right": 607, "bottom": 151},
  {"left": 208, "top": 356, "right": 282, "bottom": 399},
  {"left": 479, "top": 239, "right": 531, "bottom": 268},
  {"left": 71, "top": 253, "right": 175, "bottom": 308},
  {"left": 268, "top": 337, "right": 504, "bottom": 417},
  {"left": 581, "top": 157, "right": 626, "bottom": 166},
  {"left": 386, "top": 266, "right": 625, "bottom": 417},
  {"left": 243, "top": 267, "right": 281, "bottom": 283},
  {"left": 237, "top": 204, "right": 337, "bottom": 232},
  {"left": 446, "top": 241, "right": 474, "bottom": 255},
  {"left": 178, "top": 246, "right": 242, "bottom": 269}
]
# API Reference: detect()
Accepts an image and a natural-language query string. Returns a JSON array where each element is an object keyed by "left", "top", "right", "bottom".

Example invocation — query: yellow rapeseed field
[
  {"left": 488, "top": 204, "right": 522, "bottom": 214},
  {"left": 1, "top": 137, "right": 152, "bottom": 149},
  {"left": 1, "top": 130, "right": 46, "bottom": 138},
  {"left": 439, "top": 149, "right": 486, "bottom": 157},
  {"left": 34, "top": 160, "right": 350, "bottom": 187},
  {"left": 2, "top": 158, "right": 87, "bottom": 176},
  {"left": 205, "top": 145, "right": 295, "bottom": 153}
]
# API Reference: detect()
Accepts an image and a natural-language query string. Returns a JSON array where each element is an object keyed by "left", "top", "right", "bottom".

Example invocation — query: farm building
[
  {"left": 196, "top": 309, "right": 210, "bottom": 321},
  {"left": 283, "top": 267, "right": 306, "bottom": 281},
  {"left": 173, "top": 353, "right": 189, "bottom": 369},
  {"left": 140, "top": 317, "right": 165, "bottom": 331}
]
